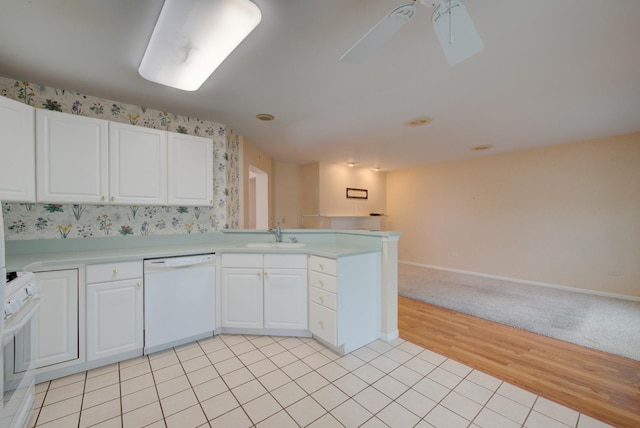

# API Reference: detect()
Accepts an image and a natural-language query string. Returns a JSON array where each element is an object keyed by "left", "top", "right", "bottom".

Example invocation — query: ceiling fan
[{"left": 340, "top": 0, "right": 483, "bottom": 65}]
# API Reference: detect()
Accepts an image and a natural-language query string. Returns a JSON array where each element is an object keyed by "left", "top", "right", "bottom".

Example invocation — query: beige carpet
[{"left": 398, "top": 263, "right": 640, "bottom": 361}]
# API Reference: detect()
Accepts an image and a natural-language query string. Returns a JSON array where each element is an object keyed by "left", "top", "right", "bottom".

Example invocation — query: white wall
[
  {"left": 273, "top": 161, "right": 303, "bottom": 228},
  {"left": 317, "top": 162, "right": 386, "bottom": 216},
  {"left": 387, "top": 132, "right": 640, "bottom": 297},
  {"left": 241, "top": 137, "right": 273, "bottom": 228}
]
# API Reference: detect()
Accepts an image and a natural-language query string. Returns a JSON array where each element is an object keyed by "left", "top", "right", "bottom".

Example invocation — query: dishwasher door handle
[{"left": 145, "top": 255, "right": 215, "bottom": 270}]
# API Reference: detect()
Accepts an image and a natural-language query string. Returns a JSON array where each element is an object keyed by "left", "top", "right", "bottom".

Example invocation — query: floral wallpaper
[
  {"left": 2, "top": 203, "right": 223, "bottom": 239},
  {"left": 0, "top": 76, "right": 240, "bottom": 240}
]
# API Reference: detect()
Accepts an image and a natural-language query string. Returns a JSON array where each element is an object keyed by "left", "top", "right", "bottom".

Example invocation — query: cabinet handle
[
  {"left": 264, "top": 272, "right": 268, "bottom": 278},
  {"left": 209, "top": 199, "right": 213, "bottom": 205},
  {"left": 319, "top": 264, "right": 324, "bottom": 270},
  {"left": 257, "top": 272, "right": 262, "bottom": 278},
  {"left": 101, "top": 195, "right": 106, "bottom": 201},
  {"left": 319, "top": 296, "right": 324, "bottom": 303},
  {"left": 318, "top": 320, "right": 324, "bottom": 328},
  {"left": 113, "top": 268, "right": 119, "bottom": 275},
  {"left": 110, "top": 196, "right": 116, "bottom": 202},
  {"left": 136, "top": 282, "right": 142, "bottom": 288},
  {"left": 319, "top": 280, "right": 324, "bottom": 287}
]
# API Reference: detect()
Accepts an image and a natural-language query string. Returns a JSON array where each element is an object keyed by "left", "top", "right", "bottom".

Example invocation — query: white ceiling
[{"left": 1, "top": 0, "right": 639, "bottom": 171}]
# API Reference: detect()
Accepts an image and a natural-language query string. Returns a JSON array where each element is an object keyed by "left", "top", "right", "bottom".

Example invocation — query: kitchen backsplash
[{"left": 1, "top": 76, "right": 240, "bottom": 240}]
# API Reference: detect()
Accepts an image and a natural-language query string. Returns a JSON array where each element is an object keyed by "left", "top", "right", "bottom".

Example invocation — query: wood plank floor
[{"left": 398, "top": 296, "right": 640, "bottom": 427}]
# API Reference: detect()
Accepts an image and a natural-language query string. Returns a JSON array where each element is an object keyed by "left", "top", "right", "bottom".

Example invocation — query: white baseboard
[
  {"left": 399, "top": 260, "right": 640, "bottom": 302},
  {"left": 379, "top": 330, "right": 400, "bottom": 342}
]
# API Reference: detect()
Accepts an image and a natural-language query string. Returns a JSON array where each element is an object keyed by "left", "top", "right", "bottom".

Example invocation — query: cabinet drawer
[
  {"left": 309, "top": 271, "right": 337, "bottom": 293},
  {"left": 221, "top": 253, "right": 263, "bottom": 268},
  {"left": 86, "top": 261, "right": 142, "bottom": 283},
  {"left": 264, "top": 254, "right": 307, "bottom": 269},
  {"left": 309, "top": 286, "right": 336, "bottom": 310},
  {"left": 309, "top": 302, "right": 337, "bottom": 345},
  {"left": 309, "top": 255, "right": 337, "bottom": 276}
]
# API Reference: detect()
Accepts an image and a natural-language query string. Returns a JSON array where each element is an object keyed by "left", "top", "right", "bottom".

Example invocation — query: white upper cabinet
[
  {"left": 168, "top": 133, "right": 213, "bottom": 206},
  {"left": 31, "top": 108, "right": 214, "bottom": 206},
  {"left": 0, "top": 96, "right": 36, "bottom": 202},
  {"left": 36, "top": 109, "right": 109, "bottom": 203},
  {"left": 109, "top": 122, "right": 167, "bottom": 205}
]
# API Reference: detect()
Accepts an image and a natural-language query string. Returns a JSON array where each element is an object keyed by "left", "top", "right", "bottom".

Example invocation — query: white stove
[
  {"left": 1, "top": 271, "right": 41, "bottom": 428},
  {"left": 4, "top": 272, "right": 40, "bottom": 326}
]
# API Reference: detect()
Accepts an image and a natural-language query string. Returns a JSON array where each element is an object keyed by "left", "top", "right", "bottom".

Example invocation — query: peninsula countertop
[{"left": 5, "top": 229, "right": 402, "bottom": 271}]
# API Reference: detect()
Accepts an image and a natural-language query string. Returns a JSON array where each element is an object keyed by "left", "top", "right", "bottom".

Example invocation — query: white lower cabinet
[
  {"left": 221, "top": 253, "right": 307, "bottom": 332},
  {"left": 12, "top": 246, "right": 383, "bottom": 384},
  {"left": 31, "top": 269, "right": 79, "bottom": 369},
  {"left": 221, "top": 266, "right": 264, "bottom": 329},
  {"left": 308, "top": 253, "right": 380, "bottom": 354},
  {"left": 264, "top": 267, "right": 308, "bottom": 330},
  {"left": 86, "top": 262, "right": 143, "bottom": 361}
]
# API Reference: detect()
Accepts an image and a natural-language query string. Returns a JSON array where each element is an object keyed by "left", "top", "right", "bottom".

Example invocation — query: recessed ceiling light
[
  {"left": 372, "top": 167, "right": 381, "bottom": 172},
  {"left": 256, "top": 113, "right": 274, "bottom": 121},
  {"left": 404, "top": 116, "right": 433, "bottom": 127},
  {"left": 470, "top": 145, "right": 493, "bottom": 151},
  {"left": 347, "top": 162, "right": 356, "bottom": 167}
]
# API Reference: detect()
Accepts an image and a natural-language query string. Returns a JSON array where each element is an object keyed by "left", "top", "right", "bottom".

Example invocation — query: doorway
[{"left": 248, "top": 165, "right": 268, "bottom": 229}]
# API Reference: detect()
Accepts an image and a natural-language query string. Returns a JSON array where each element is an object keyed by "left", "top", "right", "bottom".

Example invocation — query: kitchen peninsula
[{"left": 5, "top": 229, "right": 400, "bottom": 383}]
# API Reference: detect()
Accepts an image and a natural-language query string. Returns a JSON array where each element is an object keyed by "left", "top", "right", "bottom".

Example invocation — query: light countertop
[{"left": 5, "top": 229, "right": 401, "bottom": 271}]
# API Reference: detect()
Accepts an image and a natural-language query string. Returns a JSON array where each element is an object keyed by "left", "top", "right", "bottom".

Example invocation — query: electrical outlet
[
  {"left": 281, "top": 217, "right": 286, "bottom": 224},
  {"left": 452, "top": 251, "right": 459, "bottom": 257}
]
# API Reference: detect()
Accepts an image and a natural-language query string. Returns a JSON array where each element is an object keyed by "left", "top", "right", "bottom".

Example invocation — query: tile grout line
[
  {"left": 146, "top": 351, "right": 169, "bottom": 428},
  {"left": 75, "top": 371, "right": 86, "bottom": 428},
  {"left": 30, "top": 334, "right": 608, "bottom": 428},
  {"left": 197, "top": 338, "right": 250, "bottom": 427},
  {"left": 117, "top": 360, "right": 124, "bottom": 428},
  {"left": 29, "top": 380, "right": 50, "bottom": 428}
]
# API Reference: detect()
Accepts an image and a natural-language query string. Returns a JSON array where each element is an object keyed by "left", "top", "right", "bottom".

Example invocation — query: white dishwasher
[{"left": 143, "top": 254, "right": 215, "bottom": 354}]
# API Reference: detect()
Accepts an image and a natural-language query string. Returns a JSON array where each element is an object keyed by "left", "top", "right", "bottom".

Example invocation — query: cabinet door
[
  {"left": 86, "top": 278, "right": 143, "bottom": 361},
  {"left": 0, "top": 96, "right": 35, "bottom": 202},
  {"left": 32, "top": 269, "right": 79, "bottom": 368},
  {"left": 264, "top": 268, "right": 308, "bottom": 330},
  {"left": 167, "top": 133, "right": 213, "bottom": 206},
  {"left": 36, "top": 109, "right": 108, "bottom": 203},
  {"left": 109, "top": 122, "right": 167, "bottom": 205},
  {"left": 221, "top": 268, "right": 263, "bottom": 329}
]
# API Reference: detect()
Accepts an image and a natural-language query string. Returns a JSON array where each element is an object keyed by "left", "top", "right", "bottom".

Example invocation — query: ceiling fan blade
[
  {"left": 341, "top": 2, "right": 417, "bottom": 63},
  {"left": 432, "top": 0, "right": 484, "bottom": 65}
]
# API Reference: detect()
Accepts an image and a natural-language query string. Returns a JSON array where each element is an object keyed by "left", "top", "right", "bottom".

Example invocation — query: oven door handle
[{"left": 2, "top": 297, "right": 42, "bottom": 345}]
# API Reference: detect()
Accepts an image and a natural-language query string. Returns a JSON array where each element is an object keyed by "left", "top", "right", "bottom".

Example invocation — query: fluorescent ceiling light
[{"left": 139, "top": 0, "right": 261, "bottom": 91}]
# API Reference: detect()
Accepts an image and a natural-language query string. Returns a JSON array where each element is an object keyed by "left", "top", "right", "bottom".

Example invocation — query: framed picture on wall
[{"left": 346, "top": 187, "right": 368, "bottom": 199}]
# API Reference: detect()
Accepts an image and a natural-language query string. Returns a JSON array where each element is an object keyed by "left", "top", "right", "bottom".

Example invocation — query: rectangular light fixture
[{"left": 139, "top": 0, "right": 262, "bottom": 91}]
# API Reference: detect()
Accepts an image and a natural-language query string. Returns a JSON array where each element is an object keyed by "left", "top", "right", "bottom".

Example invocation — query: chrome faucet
[{"left": 268, "top": 222, "right": 282, "bottom": 243}]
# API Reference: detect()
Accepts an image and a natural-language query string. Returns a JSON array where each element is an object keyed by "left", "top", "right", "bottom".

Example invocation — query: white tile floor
[{"left": 28, "top": 334, "right": 614, "bottom": 428}]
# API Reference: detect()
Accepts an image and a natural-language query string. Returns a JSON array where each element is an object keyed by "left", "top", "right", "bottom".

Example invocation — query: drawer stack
[{"left": 308, "top": 255, "right": 338, "bottom": 346}]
